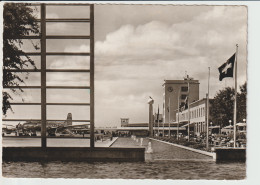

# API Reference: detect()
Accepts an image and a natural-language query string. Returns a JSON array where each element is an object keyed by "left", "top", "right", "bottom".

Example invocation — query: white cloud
[{"left": 7, "top": 6, "right": 247, "bottom": 127}]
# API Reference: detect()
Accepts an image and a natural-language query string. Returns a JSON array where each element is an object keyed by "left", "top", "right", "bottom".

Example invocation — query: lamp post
[
  {"left": 177, "top": 89, "right": 180, "bottom": 140},
  {"left": 243, "top": 118, "right": 246, "bottom": 123},
  {"left": 210, "top": 122, "right": 213, "bottom": 135},
  {"left": 229, "top": 120, "right": 232, "bottom": 126}
]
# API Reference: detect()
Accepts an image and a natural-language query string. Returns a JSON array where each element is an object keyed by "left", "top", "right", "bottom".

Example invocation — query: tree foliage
[
  {"left": 3, "top": 3, "right": 39, "bottom": 115},
  {"left": 237, "top": 82, "right": 247, "bottom": 122},
  {"left": 210, "top": 82, "right": 247, "bottom": 128}
]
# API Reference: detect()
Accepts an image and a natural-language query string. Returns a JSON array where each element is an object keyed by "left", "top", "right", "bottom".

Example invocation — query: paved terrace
[
  {"left": 3, "top": 137, "right": 118, "bottom": 147},
  {"left": 111, "top": 137, "right": 212, "bottom": 160}
]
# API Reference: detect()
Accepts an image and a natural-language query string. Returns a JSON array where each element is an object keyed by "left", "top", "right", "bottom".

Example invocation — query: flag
[
  {"left": 184, "top": 96, "right": 188, "bottom": 109},
  {"left": 178, "top": 103, "right": 182, "bottom": 112},
  {"left": 163, "top": 102, "right": 165, "bottom": 117},
  {"left": 218, "top": 53, "right": 236, "bottom": 81}
]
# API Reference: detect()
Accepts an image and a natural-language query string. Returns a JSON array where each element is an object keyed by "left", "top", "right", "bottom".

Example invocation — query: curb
[
  {"left": 108, "top": 137, "right": 119, "bottom": 147},
  {"left": 150, "top": 138, "right": 216, "bottom": 160}
]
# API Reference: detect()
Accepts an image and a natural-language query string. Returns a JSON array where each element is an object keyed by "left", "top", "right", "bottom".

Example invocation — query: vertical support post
[
  {"left": 40, "top": 4, "right": 47, "bottom": 148},
  {"left": 162, "top": 102, "right": 165, "bottom": 137},
  {"left": 206, "top": 67, "right": 210, "bottom": 151},
  {"left": 90, "top": 4, "right": 95, "bottom": 148},
  {"left": 187, "top": 82, "right": 190, "bottom": 141},
  {"left": 168, "top": 97, "right": 171, "bottom": 138},
  {"left": 177, "top": 90, "right": 180, "bottom": 140},
  {"left": 206, "top": 93, "right": 209, "bottom": 150},
  {"left": 233, "top": 44, "right": 238, "bottom": 148},
  {"left": 157, "top": 105, "right": 160, "bottom": 136}
]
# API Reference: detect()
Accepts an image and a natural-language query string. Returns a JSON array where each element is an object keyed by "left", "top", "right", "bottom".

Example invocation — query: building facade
[
  {"left": 163, "top": 77, "right": 199, "bottom": 123},
  {"left": 176, "top": 98, "right": 212, "bottom": 136},
  {"left": 121, "top": 118, "right": 129, "bottom": 127}
]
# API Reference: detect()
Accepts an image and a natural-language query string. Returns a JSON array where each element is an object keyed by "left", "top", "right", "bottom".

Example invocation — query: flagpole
[
  {"left": 153, "top": 108, "right": 155, "bottom": 137},
  {"left": 187, "top": 81, "right": 190, "bottom": 141},
  {"left": 157, "top": 105, "right": 159, "bottom": 136},
  {"left": 206, "top": 67, "right": 210, "bottom": 150},
  {"left": 177, "top": 89, "right": 180, "bottom": 140},
  {"left": 233, "top": 44, "right": 238, "bottom": 148},
  {"left": 168, "top": 97, "right": 171, "bottom": 138},
  {"left": 163, "top": 102, "right": 165, "bottom": 137}
]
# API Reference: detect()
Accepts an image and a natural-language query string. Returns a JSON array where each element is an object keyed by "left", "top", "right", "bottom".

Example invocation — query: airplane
[
  {"left": 7, "top": 113, "right": 90, "bottom": 137},
  {"left": 2, "top": 124, "right": 16, "bottom": 136}
]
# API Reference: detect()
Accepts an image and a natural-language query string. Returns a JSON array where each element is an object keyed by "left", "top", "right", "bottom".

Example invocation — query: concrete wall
[
  {"left": 3, "top": 147, "right": 145, "bottom": 162},
  {"left": 215, "top": 148, "right": 246, "bottom": 162}
]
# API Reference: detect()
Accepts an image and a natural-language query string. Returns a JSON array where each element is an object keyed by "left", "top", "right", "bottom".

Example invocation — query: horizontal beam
[
  {"left": 9, "top": 103, "right": 90, "bottom": 106},
  {"left": 46, "top": 19, "right": 90, "bottom": 22},
  {"left": 47, "top": 103, "right": 90, "bottom": 106},
  {"left": 45, "top": 3, "right": 91, "bottom": 6},
  {"left": 3, "top": 69, "right": 40, "bottom": 72},
  {"left": 4, "top": 69, "right": 90, "bottom": 73},
  {"left": 9, "top": 103, "right": 41, "bottom": 105},
  {"left": 22, "top": 52, "right": 90, "bottom": 56},
  {"left": 6, "top": 35, "right": 91, "bottom": 39},
  {"left": 47, "top": 52, "right": 90, "bottom": 56},
  {"left": 28, "top": 3, "right": 91, "bottom": 6},
  {"left": 4, "top": 86, "right": 90, "bottom": 89},
  {"left": 4, "top": 36, "right": 40, "bottom": 39},
  {"left": 2, "top": 119, "right": 41, "bottom": 122},
  {"left": 3, "top": 86, "right": 41, "bottom": 89},
  {"left": 47, "top": 35, "right": 91, "bottom": 39},
  {"left": 46, "top": 86, "right": 90, "bottom": 89},
  {"left": 2, "top": 119, "right": 90, "bottom": 122},
  {"left": 46, "top": 69, "right": 90, "bottom": 72}
]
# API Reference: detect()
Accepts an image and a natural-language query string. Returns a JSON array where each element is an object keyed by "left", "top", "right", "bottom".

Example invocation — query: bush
[{"left": 192, "top": 144, "right": 205, "bottom": 149}]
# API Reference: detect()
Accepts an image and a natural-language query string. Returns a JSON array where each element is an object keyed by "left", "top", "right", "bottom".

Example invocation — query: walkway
[
  {"left": 2, "top": 137, "right": 118, "bottom": 147},
  {"left": 111, "top": 137, "right": 212, "bottom": 160}
]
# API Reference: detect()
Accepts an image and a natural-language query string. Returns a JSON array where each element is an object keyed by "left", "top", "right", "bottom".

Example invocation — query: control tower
[{"left": 163, "top": 76, "right": 199, "bottom": 123}]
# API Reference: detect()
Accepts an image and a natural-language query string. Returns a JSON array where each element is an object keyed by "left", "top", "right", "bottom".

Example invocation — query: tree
[
  {"left": 210, "top": 82, "right": 247, "bottom": 128},
  {"left": 237, "top": 82, "right": 247, "bottom": 122},
  {"left": 3, "top": 3, "right": 39, "bottom": 115},
  {"left": 210, "top": 87, "right": 235, "bottom": 128}
]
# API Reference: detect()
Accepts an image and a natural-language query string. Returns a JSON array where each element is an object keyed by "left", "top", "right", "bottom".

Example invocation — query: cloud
[{"left": 7, "top": 6, "right": 247, "bottom": 127}]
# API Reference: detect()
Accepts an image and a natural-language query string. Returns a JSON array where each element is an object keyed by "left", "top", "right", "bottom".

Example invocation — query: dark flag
[
  {"left": 218, "top": 53, "right": 236, "bottom": 81},
  {"left": 184, "top": 96, "right": 188, "bottom": 109}
]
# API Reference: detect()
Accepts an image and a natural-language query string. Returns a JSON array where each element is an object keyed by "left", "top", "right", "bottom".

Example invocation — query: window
[
  {"left": 181, "top": 94, "right": 187, "bottom": 100},
  {"left": 181, "top": 86, "right": 188, "bottom": 92}
]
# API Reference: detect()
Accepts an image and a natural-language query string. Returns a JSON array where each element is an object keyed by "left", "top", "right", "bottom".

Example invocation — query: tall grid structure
[{"left": 3, "top": 4, "right": 95, "bottom": 148}]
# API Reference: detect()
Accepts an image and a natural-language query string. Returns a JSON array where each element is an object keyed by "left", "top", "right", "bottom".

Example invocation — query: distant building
[
  {"left": 176, "top": 98, "right": 213, "bottom": 136},
  {"left": 121, "top": 118, "right": 129, "bottom": 127},
  {"left": 163, "top": 76, "right": 200, "bottom": 123}
]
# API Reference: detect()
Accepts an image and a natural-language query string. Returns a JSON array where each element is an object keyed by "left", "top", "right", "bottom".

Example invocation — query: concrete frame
[{"left": 3, "top": 3, "right": 95, "bottom": 148}]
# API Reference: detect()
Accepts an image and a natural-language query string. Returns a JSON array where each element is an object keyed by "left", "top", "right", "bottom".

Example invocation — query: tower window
[{"left": 181, "top": 86, "right": 188, "bottom": 92}]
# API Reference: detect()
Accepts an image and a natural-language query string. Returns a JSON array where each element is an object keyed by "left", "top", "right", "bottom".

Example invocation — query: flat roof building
[{"left": 176, "top": 98, "right": 213, "bottom": 136}]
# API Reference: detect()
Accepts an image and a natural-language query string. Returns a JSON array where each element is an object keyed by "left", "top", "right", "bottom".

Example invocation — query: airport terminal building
[{"left": 176, "top": 98, "right": 213, "bottom": 136}]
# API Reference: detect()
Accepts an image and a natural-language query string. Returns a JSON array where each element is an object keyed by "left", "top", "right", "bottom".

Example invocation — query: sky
[{"left": 3, "top": 4, "right": 247, "bottom": 127}]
